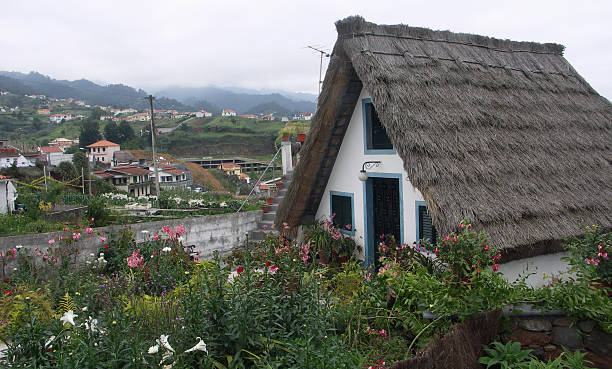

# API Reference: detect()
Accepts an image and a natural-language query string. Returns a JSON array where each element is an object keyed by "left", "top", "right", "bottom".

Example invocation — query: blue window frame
[
  {"left": 329, "top": 191, "right": 355, "bottom": 235},
  {"left": 362, "top": 98, "right": 395, "bottom": 155},
  {"left": 415, "top": 201, "right": 438, "bottom": 246},
  {"left": 362, "top": 173, "right": 404, "bottom": 267}
]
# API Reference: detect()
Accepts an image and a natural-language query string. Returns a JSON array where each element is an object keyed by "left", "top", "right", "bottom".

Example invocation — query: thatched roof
[{"left": 276, "top": 16, "right": 612, "bottom": 259}]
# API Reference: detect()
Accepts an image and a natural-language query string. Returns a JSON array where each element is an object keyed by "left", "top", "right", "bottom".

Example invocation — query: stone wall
[
  {"left": 0, "top": 210, "right": 262, "bottom": 276},
  {"left": 504, "top": 314, "right": 612, "bottom": 368}
]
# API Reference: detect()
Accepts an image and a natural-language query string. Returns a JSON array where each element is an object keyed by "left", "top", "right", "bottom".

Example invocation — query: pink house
[{"left": 86, "top": 140, "right": 120, "bottom": 164}]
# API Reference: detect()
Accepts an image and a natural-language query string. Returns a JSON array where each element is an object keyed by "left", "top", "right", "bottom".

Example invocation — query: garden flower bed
[{"left": 0, "top": 221, "right": 610, "bottom": 368}]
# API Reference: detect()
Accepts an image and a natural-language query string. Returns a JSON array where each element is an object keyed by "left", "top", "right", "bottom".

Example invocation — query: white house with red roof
[
  {"left": 0, "top": 153, "right": 34, "bottom": 168},
  {"left": 49, "top": 113, "right": 73, "bottom": 123},
  {"left": 221, "top": 109, "right": 236, "bottom": 117},
  {"left": 148, "top": 164, "right": 193, "bottom": 188},
  {"left": 195, "top": 110, "right": 212, "bottom": 118},
  {"left": 39, "top": 146, "right": 72, "bottom": 166},
  {"left": 86, "top": 140, "right": 120, "bottom": 164}
]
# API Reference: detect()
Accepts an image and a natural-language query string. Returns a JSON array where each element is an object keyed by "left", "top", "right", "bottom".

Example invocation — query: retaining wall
[{"left": 0, "top": 210, "right": 262, "bottom": 276}]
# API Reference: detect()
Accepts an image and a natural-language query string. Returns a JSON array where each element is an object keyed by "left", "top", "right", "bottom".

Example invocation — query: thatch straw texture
[
  {"left": 276, "top": 16, "right": 612, "bottom": 257},
  {"left": 389, "top": 311, "right": 500, "bottom": 369}
]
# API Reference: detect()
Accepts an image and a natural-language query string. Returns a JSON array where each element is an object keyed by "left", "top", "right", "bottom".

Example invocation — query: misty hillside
[
  {"left": 156, "top": 86, "right": 316, "bottom": 115},
  {"left": 0, "top": 71, "right": 317, "bottom": 115},
  {"left": 0, "top": 71, "right": 194, "bottom": 111}
]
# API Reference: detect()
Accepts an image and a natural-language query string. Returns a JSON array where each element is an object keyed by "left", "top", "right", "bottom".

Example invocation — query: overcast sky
[{"left": 1, "top": 0, "right": 610, "bottom": 100}]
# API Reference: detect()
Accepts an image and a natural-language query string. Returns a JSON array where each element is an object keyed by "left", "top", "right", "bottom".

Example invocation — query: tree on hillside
[
  {"left": 118, "top": 120, "right": 135, "bottom": 142},
  {"left": 104, "top": 121, "right": 121, "bottom": 143},
  {"left": 89, "top": 107, "right": 104, "bottom": 121},
  {"left": 57, "top": 161, "right": 77, "bottom": 181},
  {"left": 80, "top": 119, "right": 101, "bottom": 148},
  {"left": 72, "top": 151, "right": 89, "bottom": 176}
]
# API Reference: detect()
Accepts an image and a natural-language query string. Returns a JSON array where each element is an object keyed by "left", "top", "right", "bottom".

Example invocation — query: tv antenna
[{"left": 307, "top": 45, "right": 330, "bottom": 95}]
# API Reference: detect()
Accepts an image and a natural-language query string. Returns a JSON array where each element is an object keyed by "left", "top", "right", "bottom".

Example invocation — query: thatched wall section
[
  {"left": 276, "top": 16, "right": 612, "bottom": 258},
  {"left": 390, "top": 311, "right": 500, "bottom": 369}
]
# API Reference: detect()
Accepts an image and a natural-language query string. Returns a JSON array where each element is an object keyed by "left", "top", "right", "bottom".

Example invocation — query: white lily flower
[
  {"left": 184, "top": 337, "right": 208, "bottom": 354},
  {"left": 59, "top": 310, "right": 77, "bottom": 326},
  {"left": 45, "top": 335, "right": 56, "bottom": 348},
  {"left": 84, "top": 316, "right": 97, "bottom": 331},
  {"left": 16, "top": 245, "right": 23, "bottom": 249},
  {"left": 177, "top": 236, "right": 184, "bottom": 244},
  {"left": 148, "top": 344, "right": 159, "bottom": 354},
  {"left": 162, "top": 247, "right": 171, "bottom": 252},
  {"left": 158, "top": 334, "right": 174, "bottom": 353}
]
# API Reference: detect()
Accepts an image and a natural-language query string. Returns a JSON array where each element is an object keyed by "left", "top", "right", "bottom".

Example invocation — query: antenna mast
[{"left": 307, "top": 45, "right": 330, "bottom": 96}]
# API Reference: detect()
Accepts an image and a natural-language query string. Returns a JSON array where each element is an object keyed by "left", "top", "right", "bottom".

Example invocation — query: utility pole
[
  {"left": 147, "top": 95, "right": 160, "bottom": 196},
  {"left": 307, "top": 45, "right": 330, "bottom": 95}
]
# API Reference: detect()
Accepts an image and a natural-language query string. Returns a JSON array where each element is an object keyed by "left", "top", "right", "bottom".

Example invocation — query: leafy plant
[
  {"left": 479, "top": 341, "right": 532, "bottom": 369},
  {"left": 420, "top": 219, "right": 500, "bottom": 282},
  {"left": 563, "top": 225, "right": 612, "bottom": 283},
  {"left": 304, "top": 215, "right": 357, "bottom": 263}
]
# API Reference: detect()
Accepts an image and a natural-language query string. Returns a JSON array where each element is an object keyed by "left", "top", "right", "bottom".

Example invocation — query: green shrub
[{"left": 86, "top": 196, "right": 109, "bottom": 227}]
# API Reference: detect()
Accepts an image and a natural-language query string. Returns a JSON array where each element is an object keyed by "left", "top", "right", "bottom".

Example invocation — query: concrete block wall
[{"left": 0, "top": 210, "right": 262, "bottom": 276}]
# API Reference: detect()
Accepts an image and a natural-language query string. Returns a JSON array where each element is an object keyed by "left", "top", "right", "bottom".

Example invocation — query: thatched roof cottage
[{"left": 275, "top": 16, "right": 612, "bottom": 282}]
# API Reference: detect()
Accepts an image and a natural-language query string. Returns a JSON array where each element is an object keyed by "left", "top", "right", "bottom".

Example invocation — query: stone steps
[{"left": 249, "top": 173, "right": 293, "bottom": 242}]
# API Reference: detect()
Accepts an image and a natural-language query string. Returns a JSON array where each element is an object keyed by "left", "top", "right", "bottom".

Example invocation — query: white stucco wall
[
  {"left": 498, "top": 252, "right": 572, "bottom": 288},
  {"left": 315, "top": 89, "right": 425, "bottom": 261}
]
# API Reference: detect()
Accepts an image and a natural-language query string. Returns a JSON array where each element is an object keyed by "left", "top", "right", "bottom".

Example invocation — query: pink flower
[
  {"left": 163, "top": 226, "right": 170, "bottom": 234},
  {"left": 90, "top": 218, "right": 94, "bottom": 223},
  {"left": 72, "top": 232, "right": 81, "bottom": 240},
  {"left": 492, "top": 264, "right": 499, "bottom": 272},
  {"left": 379, "top": 329, "right": 387, "bottom": 337},
  {"left": 452, "top": 237, "right": 458, "bottom": 243},
  {"left": 126, "top": 250, "right": 143, "bottom": 268},
  {"left": 445, "top": 235, "right": 450, "bottom": 240},
  {"left": 100, "top": 236, "right": 106, "bottom": 242},
  {"left": 175, "top": 223, "right": 186, "bottom": 236},
  {"left": 263, "top": 224, "right": 268, "bottom": 229},
  {"left": 467, "top": 224, "right": 472, "bottom": 230},
  {"left": 153, "top": 234, "right": 161, "bottom": 241},
  {"left": 48, "top": 239, "right": 55, "bottom": 245},
  {"left": 345, "top": 224, "right": 352, "bottom": 231},
  {"left": 86, "top": 228, "right": 93, "bottom": 235},
  {"left": 484, "top": 245, "right": 489, "bottom": 251},
  {"left": 269, "top": 265, "right": 278, "bottom": 274},
  {"left": 63, "top": 227, "right": 69, "bottom": 231}
]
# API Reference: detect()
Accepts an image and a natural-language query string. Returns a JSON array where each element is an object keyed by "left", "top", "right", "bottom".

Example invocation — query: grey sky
[{"left": 1, "top": 0, "right": 610, "bottom": 100}]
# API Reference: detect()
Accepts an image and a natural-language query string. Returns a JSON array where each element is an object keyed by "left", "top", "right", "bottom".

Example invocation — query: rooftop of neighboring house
[
  {"left": 40, "top": 146, "right": 63, "bottom": 153},
  {"left": 86, "top": 140, "right": 120, "bottom": 148},
  {"left": 221, "top": 162, "right": 240, "bottom": 169},
  {"left": 110, "top": 166, "right": 152, "bottom": 176}
]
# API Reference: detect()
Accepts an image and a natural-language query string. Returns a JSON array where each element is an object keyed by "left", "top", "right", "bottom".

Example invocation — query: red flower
[
  {"left": 104, "top": 244, "right": 109, "bottom": 249},
  {"left": 265, "top": 261, "right": 271, "bottom": 268},
  {"left": 5, "top": 290, "right": 13, "bottom": 296},
  {"left": 153, "top": 251, "right": 157, "bottom": 255},
  {"left": 237, "top": 266, "right": 245, "bottom": 274},
  {"left": 492, "top": 264, "right": 499, "bottom": 272}
]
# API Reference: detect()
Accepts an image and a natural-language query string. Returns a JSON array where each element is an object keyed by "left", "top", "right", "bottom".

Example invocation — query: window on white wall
[
  {"left": 330, "top": 192, "right": 354, "bottom": 234},
  {"left": 363, "top": 100, "right": 393, "bottom": 152},
  {"left": 416, "top": 202, "right": 438, "bottom": 244}
]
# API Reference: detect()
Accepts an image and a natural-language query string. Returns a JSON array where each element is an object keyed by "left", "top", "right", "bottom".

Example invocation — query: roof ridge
[{"left": 335, "top": 16, "right": 564, "bottom": 56}]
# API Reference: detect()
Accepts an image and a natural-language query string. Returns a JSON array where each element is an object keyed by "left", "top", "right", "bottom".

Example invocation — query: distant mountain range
[{"left": 0, "top": 71, "right": 317, "bottom": 116}]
